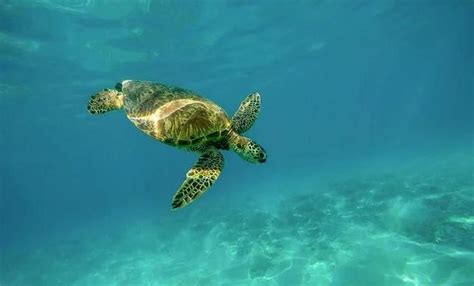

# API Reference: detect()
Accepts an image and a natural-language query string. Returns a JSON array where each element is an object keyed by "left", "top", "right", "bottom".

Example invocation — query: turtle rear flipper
[
  {"left": 171, "top": 147, "right": 224, "bottom": 210},
  {"left": 231, "top": 92, "right": 261, "bottom": 134}
]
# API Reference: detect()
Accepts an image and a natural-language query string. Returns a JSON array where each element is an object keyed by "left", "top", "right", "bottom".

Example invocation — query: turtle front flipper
[
  {"left": 171, "top": 147, "right": 224, "bottom": 210},
  {"left": 231, "top": 92, "right": 261, "bottom": 134}
]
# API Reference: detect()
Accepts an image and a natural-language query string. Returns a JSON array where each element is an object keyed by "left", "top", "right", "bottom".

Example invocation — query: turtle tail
[{"left": 87, "top": 89, "right": 124, "bottom": 115}]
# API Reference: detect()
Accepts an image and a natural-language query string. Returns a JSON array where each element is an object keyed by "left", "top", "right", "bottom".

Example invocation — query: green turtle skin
[
  {"left": 87, "top": 79, "right": 266, "bottom": 210},
  {"left": 121, "top": 80, "right": 231, "bottom": 152}
]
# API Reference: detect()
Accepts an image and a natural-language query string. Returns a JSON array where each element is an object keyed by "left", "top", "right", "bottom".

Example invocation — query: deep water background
[{"left": 1, "top": 1, "right": 473, "bottom": 285}]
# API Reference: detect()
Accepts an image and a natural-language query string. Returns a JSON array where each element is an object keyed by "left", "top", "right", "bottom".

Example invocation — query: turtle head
[
  {"left": 244, "top": 141, "right": 267, "bottom": 163},
  {"left": 229, "top": 133, "right": 267, "bottom": 164},
  {"left": 87, "top": 88, "right": 124, "bottom": 115}
]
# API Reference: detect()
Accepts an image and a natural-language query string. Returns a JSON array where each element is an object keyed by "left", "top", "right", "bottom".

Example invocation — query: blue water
[{"left": 1, "top": 1, "right": 473, "bottom": 285}]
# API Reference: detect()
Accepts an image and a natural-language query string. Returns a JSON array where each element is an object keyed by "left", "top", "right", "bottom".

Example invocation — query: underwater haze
[{"left": 1, "top": 1, "right": 473, "bottom": 285}]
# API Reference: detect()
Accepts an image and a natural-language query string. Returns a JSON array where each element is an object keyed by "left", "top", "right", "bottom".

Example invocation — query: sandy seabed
[{"left": 1, "top": 152, "right": 473, "bottom": 286}]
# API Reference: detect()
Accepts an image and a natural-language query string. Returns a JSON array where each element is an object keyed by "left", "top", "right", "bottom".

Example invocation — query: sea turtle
[{"left": 87, "top": 80, "right": 266, "bottom": 210}]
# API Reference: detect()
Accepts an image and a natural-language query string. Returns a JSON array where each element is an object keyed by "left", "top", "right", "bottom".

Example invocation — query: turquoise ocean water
[{"left": 1, "top": 1, "right": 473, "bottom": 285}]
